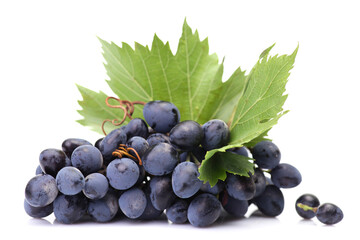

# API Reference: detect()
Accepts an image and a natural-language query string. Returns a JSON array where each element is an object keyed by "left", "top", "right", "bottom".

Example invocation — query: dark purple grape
[
  {"left": 201, "top": 119, "right": 229, "bottom": 151},
  {"left": 143, "top": 100, "right": 180, "bottom": 134},
  {"left": 25, "top": 174, "right": 58, "bottom": 207},
  {"left": 71, "top": 145, "right": 103, "bottom": 175},
  {"left": 253, "top": 185, "right": 284, "bottom": 217},
  {"left": 24, "top": 200, "right": 53, "bottom": 218},
  {"left": 252, "top": 168, "right": 267, "bottom": 197},
  {"left": 227, "top": 147, "right": 249, "bottom": 157},
  {"left": 125, "top": 118, "right": 149, "bottom": 139},
  {"left": 172, "top": 162, "right": 202, "bottom": 198},
  {"left": 316, "top": 203, "right": 343, "bottom": 225},
  {"left": 187, "top": 193, "right": 221, "bottom": 227},
  {"left": 126, "top": 136, "right": 149, "bottom": 158},
  {"left": 225, "top": 174, "right": 256, "bottom": 201},
  {"left": 53, "top": 193, "right": 88, "bottom": 224},
  {"left": 99, "top": 127, "right": 127, "bottom": 165},
  {"left": 61, "top": 138, "right": 92, "bottom": 158},
  {"left": 251, "top": 141, "right": 281, "bottom": 169},
  {"left": 88, "top": 192, "right": 119, "bottom": 222},
  {"left": 271, "top": 163, "right": 302, "bottom": 188},
  {"left": 142, "top": 143, "right": 178, "bottom": 176},
  {"left": 146, "top": 133, "right": 170, "bottom": 147},
  {"left": 169, "top": 120, "right": 203, "bottom": 151},
  {"left": 295, "top": 194, "right": 320, "bottom": 219},
  {"left": 166, "top": 199, "right": 189, "bottom": 224},
  {"left": 39, "top": 148, "right": 71, "bottom": 177},
  {"left": 219, "top": 191, "right": 248, "bottom": 218},
  {"left": 149, "top": 176, "right": 177, "bottom": 211}
]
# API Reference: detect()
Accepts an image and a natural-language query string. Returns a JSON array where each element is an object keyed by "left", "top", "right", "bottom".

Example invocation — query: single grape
[
  {"left": 126, "top": 136, "right": 149, "bottom": 157},
  {"left": 166, "top": 199, "right": 189, "bottom": 224},
  {"left": 25, "top": 174, "right": 58, "bottom": 207},
  {"left": 56, "top": 166, "right": 85, "bottom": 195},
  {"left": 253, "top": 185, "right": 284, "bottom": 217},
  {"left": 83, "top": 173, "right": 109, "bottom": 200},
  {"left": 146, "top": 133, "right": 170, "bottom": 147},
  {"left": 39, "top": 148, "right": 71, "bottom": 177},
  {"left": 88, "top": 191, "right": 119, "bottom": 222},
  {"left": 171, "top": 162, "right": 202, "bottom": 198},
  {"left": 271, "top": 163, "right": 302, "bottom": 188},
  {"left": 227, "top": 146, "right": 249, "bottom": 157},
  {"left": 225, "top": 174, "right": 256, "bottom": 201},
  {"left": 251, "top": 141, "right": 281, "bottom": 169},
  {"left": 106, "top": 158, "right": 139, "bottom": 190},
  {"left": 200, "top": 181, "right": 225, "bottom": 195},
  {"left": 94, "top": 137, "right": 103, "bottom": 150},
  {"left": 169, "top": 120, "right": 204, "bottom": 151},
  {"left": 219, "top": 190, "right": 248, "bottom": 218},
  {"left": 119, "top": 188, "right": 147, "bottom": 219},
  {"left": 125, "top": 118, "right": 149, "bottom": 139},
  {"left": 252, "top": 168, "right": 267, "bottom": 197},
  {"left": 142, "top": 143, "right": 178, "bottom": 176},
  {"left": 149, "top": 175, "right": 177, "bottom": 210},
  {"left": 143, "top": 100, "right": 180, "bottom": 133},
  {"left": 316, "top": 203, "right": 343, "bottom": 225},
  {"left": 138, "top": 189, "right": 163, "bottom": 220},
  {"left": 24, "top": 200, "right": 53, "bottom": 218},
  {"left": 35, "top": 165, "right": 43, "bottom": 175},
  {"left": 53, "top": 193, "right": 88, "bottom": 224},
  {"left": 71, "top": 145, "right": 103, "bottom": 175},
  {"left": 295, "top": 194, "right": 320, "bottom": 219},
  {"left": 187, "top": 193, "right": 222, "bottom": 227},
  {"left": 99, "top": 127, "right": 127, "bottom": 164},
  {"left": 61, "top": 138, "right": 92, "bottom": 158},
  {"left": 201, "top": 119, "right": 230, "bottom": 151}
]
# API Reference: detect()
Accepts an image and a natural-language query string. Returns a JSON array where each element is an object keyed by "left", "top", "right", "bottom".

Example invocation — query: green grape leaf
[
  {"left": 77, "top": 20, "right": 222, "bottom": 134},
  {"left": 198, "top": 151, "right": 254, "bottom": 187},
  {"left": 199, "top": 45, "right": 298, "bottom": 186}
]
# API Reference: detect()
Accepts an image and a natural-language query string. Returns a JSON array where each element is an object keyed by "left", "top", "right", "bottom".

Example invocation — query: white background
[{"left": 0, "top": 0, "right": 359, "bottom": 239}]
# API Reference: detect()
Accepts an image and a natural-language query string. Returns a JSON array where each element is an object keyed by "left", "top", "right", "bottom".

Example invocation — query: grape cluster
[{"left": 24, "top": 100, "right": 338, "bottom": 227}]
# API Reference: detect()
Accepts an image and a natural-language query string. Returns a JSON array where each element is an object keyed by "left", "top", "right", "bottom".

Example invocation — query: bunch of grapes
[{"left": 24, "top": 100, "right": 342, "bottom": 227}]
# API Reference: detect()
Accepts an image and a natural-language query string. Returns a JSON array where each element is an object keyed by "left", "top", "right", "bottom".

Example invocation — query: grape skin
[
  {"left": 271, "top": 163, "right": 302, "bottom": 188},
  {"left": 169, "top": 120, "right": 204, "bottom": 151},
  {"left": 251, "top": 141, "right": 281, "bottom": 169},
  {"left": 53, "top": 193, "right": 88, "bottom": 224},
  {"left": 24, "top": 200, "right": 53, "bottom": 218},
  {"left": 39, "top": 148, "right": 71, "bottom": 178},
  {"left": 201, "top": 119, "right": 229, "bottom": 151},
  {"left": 171, "top": 162, "right": 202, "bottom": 199},
  {"left": 142, "top": 143, "right": 178, "bottom": 176},
  {"left": 253, "top": 185, "right": 284, "bottom": 217},
  {"left": 295, "top": 193, "right": 320, "bottom": 219},
  {"left": 187, "top": 193, "right": 222, "bottom": 227},
  {"left": 25, "top": 174, "right": 58, "bottom": 207},
  {"left": 316, "top": 203, "right": 343, "bottom": 225},
  {"left": 225, "top": 173, "right": 256, "bottom": 201},
  {"left": 106, "top": 158, "right": 139, "bottom": 190},
  {"left": 56, "top": 166, "right": 85, "bottom": 195},
  {"left": 166, "top": 199, "right": 189, "bottom": 224},
  {"left": 83, "top": 173, "right": 109, "bottom": 200},
  {"left": 119, "top": 188, "right": 147, "bottom": 219},
  {"left": 88, "top": 191, "right": 119, "bottom": 222},
  {"left": 71, "top": 145, "right": 103, "bottom": 175},
  {"left": 61, "top": 138, "right": 92, "bottom": 158}
]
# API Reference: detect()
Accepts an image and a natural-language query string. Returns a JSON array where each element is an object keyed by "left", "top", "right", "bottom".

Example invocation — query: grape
[
  {"left": 200, "top": 180, "right": 225, "bottom": 195},
  {"left": 126, "top": 136, "right": 149, "bottom": 157},
  {"left": 142, "top": 143, "right": 178, "bottom": 176},
  {"left": 227, "top": 146, "right": 249, "bottom": 157},
  {"left": 149, "top": 176, "right": 177, "bottom": 210},
  {"left": 99, "top": 127, "right": 127, "bottom": 164},
  {"left": 171, "top": 162, "right": 202, "bottom": 198},
  {"left": 106, "top": 158, "right": 139, "bottom": 190},
  {"left": 146, "top": 133, "right": 170, "bottom": 147},
  {"left": 56, "top": 166, "right": 85, "bottom": 195},
  {"left": 125, "top": 118, "right": 149, "bottom": 139},
  {"left": 251, "top": 141, "right": 281, "bottom": 169},
  {"left": 169, "top": 120, "right": 204, "bottom": 151},
  {"left": 179, "top": 152, "right": 188, "bottom": 162},
  {"left": 83, "top": 173, "right": 109, "bottom": 200},
  {"left": 316, "top": 203, "right": 343, "bottom": 225},
  {"left": 94, "top": 137, "right": 103, "bottom": 150},
  {"left": 119, "top": 188, "right": 147, "bottom": 219},
  {"left": 61, "top": 138, "right": 92, "bottom": 158},
  {"left": 187, "top": 193, "right": 221, "bottom": 227},
  {"left": 219, "top": 191, "right": 248, "bottom": 218},
  {"left": 138, "top": 190, "right": 163, "bottom": 220},
  {"left": 201, "top": 119, "right": 229, "bottom": 151},
  {"left": 252, "top": 168, "right": 267, "bottom": 197},
  {"left": 225, "top": 173, "right": 256, "bottom": 201},
  {"left": 88, "top": 191, "right": 119, "bottom": 222},
  {"left": 71, "top": 145, "right": 103, "bottom": 175},
  {"left": 39, "top": 148, "right": 71, "bottom": 177},
  {"left": 143, "top": 100, "right": 180, "bottom": 133},
  {"left": 24, "top": 200, "right": 53, "bottom": 218},
  {"left": 35, "top": 165, "right": 43, "bottom": 175},
  {"left": 191, "top": 146, "right": 206, "bottom": 163},
  {"left": 166, "top": 199, "right": 189, "bottom": 224},
  {"left": 253, "top": 185, "right": 284, "bottom": 217},
  {"left": 295, "top": 194, "right": 320, "bottom": 219},
  {"left": 53, "top": 193, "right": 88, "bottom": 224},
  {"left": 271, "top": 163, "right": 302, "bottom": 188},
  {"left": 25, "top": 174, "right": 58, "bottom": 207}
]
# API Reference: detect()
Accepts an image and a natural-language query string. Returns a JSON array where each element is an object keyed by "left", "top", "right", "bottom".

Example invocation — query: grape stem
[
  {"left": 296, "top": 203, "right": 318, "bottom": 213},
  {"left": 112, "top": 144, "right": 143, "bottom": 165}
]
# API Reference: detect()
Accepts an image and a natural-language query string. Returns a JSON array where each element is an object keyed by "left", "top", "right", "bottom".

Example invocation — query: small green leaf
[{"left": 198, "top": 151, "right": 254, "bottom": 186}]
